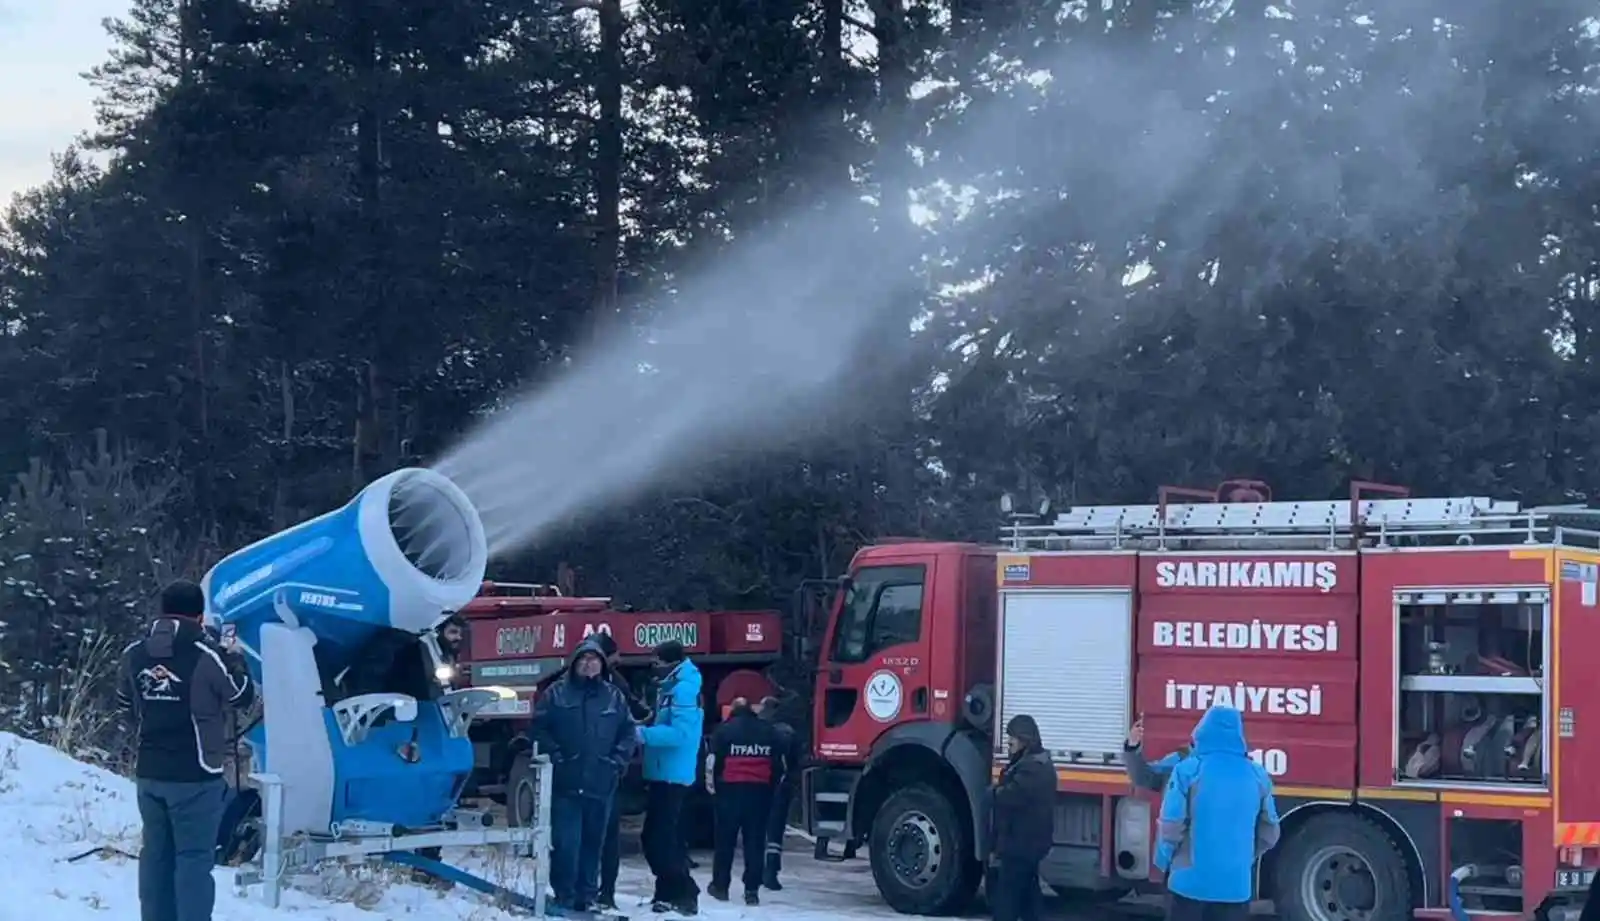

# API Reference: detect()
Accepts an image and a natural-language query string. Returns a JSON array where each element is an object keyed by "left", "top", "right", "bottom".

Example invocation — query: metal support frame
[{"left": 238, "top": 757, "right": 553, "bottom": 916}]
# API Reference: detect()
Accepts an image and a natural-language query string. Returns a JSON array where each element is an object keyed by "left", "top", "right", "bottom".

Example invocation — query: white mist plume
[{"left": 437, "top": 0, "right": 1599, "bottom": 558}]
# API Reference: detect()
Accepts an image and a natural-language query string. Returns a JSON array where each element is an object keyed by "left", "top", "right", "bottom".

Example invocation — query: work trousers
[
  {"left": 550, "top": 794, "right": 612, "bottom": 907},
  {"left": 764, "top": 782, "right": 792, "bottom": 879},
  {"left": 137, "top": 777, "right": 227, "bottom": 921},
  {"left": 711, "top": 785, "right": 773, "bottom": 893},
  {"left": 599, "top": 793, "right": 621, "bottom": 902},
  {"left": 989, "top": 857, "right": 1042, "bottom": 921},
  {"left": 642, "top": 781, "right": 698, "bottom": 904},
  {"left": 1166, "top": 893, "right": 1251, "bottom": 921}
]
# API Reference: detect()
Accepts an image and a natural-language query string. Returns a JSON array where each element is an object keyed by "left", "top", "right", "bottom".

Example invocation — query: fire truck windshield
[{"left": 830, "top": 564, "right": 925, "bottom": 663}]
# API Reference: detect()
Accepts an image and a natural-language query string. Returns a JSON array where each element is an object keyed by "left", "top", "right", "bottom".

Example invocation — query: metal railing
[{"left": 1001, "top": 505, "right": 1600, "bottom": 553}]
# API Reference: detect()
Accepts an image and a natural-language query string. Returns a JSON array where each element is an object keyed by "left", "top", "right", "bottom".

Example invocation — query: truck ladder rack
[{"left": 1002, "top": 497, "right": 1600, "bottom": 552}]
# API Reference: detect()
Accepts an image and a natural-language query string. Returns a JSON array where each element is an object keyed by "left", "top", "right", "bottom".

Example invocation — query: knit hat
[
  {"left": 1005, "top": 714, "right": 1042, "bottom": 748},
  {"left": 161, "top": 580, "right": 206, "bottom": 619},
  {"left": 654, "top": 640, "right": 685, "bottom": 664}
]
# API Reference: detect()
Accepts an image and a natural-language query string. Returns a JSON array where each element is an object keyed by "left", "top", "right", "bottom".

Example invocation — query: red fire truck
[
  {"left": 801, "top": 480, "right": 1598, "bottom": 921},
  {"left": 451, "top": 581, "right": 785, "bottom": 828}
]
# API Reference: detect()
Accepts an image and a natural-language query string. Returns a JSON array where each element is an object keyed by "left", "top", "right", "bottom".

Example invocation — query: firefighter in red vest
[{"left": 705, "top": 696, "right": 785, "bottom": 906}]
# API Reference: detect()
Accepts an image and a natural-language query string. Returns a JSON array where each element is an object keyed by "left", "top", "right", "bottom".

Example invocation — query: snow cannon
[{"left": 203, "top": 468, "right": 508, "bottom": 837}]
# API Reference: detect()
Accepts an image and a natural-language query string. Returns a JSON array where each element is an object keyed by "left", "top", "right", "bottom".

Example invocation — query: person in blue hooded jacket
[
  {"left": 636, "top": 640, "right": 704, "bottom": 915},
  {"left": 527, "top": 638, "right": 637, "bottom": 911},
  {"left": 1155, "top": 705, "right": 1282, "bottom": 921}
]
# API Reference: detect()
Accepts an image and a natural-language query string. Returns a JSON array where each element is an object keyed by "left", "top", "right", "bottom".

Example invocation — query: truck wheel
[
  {"left": 507, "top": 752, "right": 539, "bottom": 827},
  {"left": 1273, "top": 812, "right": 1412, "bottom": 921},
  {"left": 869, "top": 784, "right": 978, "bottom": 916}
]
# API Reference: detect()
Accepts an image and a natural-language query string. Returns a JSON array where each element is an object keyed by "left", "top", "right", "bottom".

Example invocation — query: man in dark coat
[
  {"left": 706, "top": 697, "right": 786, "bottom": 905},
  {"left": 415, "top": 613, "right": 470, "bottom": 880},
  {"left": 592, "top": 630, "right": 652, "bottom": 912},
  {"left": 117, "top": 581, "right": 256, "bottom": 921},
  {"left": 757, "top": 695, "right": 803, "bottom": 892},
  {"left": 528, "top": 637, "right": 638, "bottom": 911},
  {"left": 989, "top": 714, "right": 1055, "bottom": 921}
]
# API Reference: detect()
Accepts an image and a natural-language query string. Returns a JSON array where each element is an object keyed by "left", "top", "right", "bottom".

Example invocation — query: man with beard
[{"left": 591, "top": 631, "right": 652, "bottom": 913}]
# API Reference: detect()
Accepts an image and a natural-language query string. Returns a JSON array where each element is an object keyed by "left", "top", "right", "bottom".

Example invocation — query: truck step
[{"left": 812, "top": 837, "right": 858, "bottom": 862}]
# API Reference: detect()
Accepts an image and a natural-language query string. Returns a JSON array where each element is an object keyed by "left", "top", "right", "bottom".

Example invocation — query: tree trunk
[
  {"left": 352, "top": 1, "right": 388, "bottom": 488},
  {"left": 593, "top": 0, "right": 625, "bottom": 316}
]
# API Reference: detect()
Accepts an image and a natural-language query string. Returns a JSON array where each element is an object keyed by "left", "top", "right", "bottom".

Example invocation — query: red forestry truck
[
  {"left": 450, "top": 581, "right": 785, "bottom": 831},
  {"left": 801, "top": 479, "right": 1600, "bottom": 921}
]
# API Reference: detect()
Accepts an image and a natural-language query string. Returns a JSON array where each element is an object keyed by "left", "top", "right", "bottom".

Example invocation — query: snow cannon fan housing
[
  {"left": 202, "top": 467, "right": 488, "bottom": 658},
  {"left": 201, "top": 468, "right": 491, "bottom": 836}
]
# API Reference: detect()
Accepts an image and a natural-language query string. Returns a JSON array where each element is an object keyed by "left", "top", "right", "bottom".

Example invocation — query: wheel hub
[
  {"left": 1302, "top": 845, "right": 1379, "bottom": 921},
  {"left": 885, "top": 811, "right": 944, "bottom": 888}
]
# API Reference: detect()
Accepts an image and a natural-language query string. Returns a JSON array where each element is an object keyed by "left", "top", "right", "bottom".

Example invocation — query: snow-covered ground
[{"left": 0, "top": 732, "right": 904, "bottom": 921}]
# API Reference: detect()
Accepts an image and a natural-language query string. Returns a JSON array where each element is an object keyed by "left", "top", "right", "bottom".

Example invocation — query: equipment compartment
[
  {"left": 999, "top": 589, "right": 1134, "bottom": 766},
  {"left": 1394, "top": 588, "right": 1548, "bottom": 787}
]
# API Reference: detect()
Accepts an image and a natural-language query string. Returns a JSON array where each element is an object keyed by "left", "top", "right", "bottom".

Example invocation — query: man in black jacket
[
  {"left": 528, "top": 637, "right": 637, "bottom": 911},
  {"left": 117, "top": 581, "right": 255, "bottom": 921},
  {"left": 592, "top": 631, "right": 651, "bottom": 912},
  {"left": 706, "top": 697, "right": 786, "bottom": 906},
  {"left": 989, "top": 714, "right": 1055, "bottom": 921},
  {"left": 758, "top": 695, "right": 803, "bottom": 892}
]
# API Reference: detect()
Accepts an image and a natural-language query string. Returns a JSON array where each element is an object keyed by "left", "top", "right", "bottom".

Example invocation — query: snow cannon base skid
[{"left": 236, "top": 761, "right": 559, "bottom": 917}]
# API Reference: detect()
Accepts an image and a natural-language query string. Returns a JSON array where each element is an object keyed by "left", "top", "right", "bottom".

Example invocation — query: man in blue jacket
[
  {"left": 1155, "top": 705, "right": 1282, "bottom": 921},
  {"left": 528, "top": 638, "right": 637, "bottom": 912},
  {"left": 636, "top": 640, "right": 704, "bottom": 915}
]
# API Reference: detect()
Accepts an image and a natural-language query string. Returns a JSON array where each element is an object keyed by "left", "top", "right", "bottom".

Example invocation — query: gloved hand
[{"left": 635, "top": 725, "right": 647, "bottom": 746}]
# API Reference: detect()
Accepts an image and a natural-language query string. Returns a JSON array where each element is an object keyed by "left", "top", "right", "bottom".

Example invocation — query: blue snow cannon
[{"left": 203, "top": 468, "right": 491, "bottom": 836}]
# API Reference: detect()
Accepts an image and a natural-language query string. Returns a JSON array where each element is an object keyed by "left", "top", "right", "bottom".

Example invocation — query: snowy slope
[{"left": 0, "top": 732, "right": 900, "bottom": 921}]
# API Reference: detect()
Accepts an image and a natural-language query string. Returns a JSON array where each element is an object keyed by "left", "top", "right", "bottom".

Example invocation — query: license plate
[
  {"left": 1557, "top": 869, "right": 1596, "bottom": 889},
  {"left": 480, "top": 698, "right": 532, "bottom": 717}
]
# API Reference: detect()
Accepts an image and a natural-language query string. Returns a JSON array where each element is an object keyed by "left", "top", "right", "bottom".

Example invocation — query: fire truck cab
[{"left": 802, "top": 481, "right": 1600, "bottom": 921}]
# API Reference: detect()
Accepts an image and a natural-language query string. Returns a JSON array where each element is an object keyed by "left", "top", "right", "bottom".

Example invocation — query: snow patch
[{"left": 0, "top": 732, "right": 897, "bottom": 920}]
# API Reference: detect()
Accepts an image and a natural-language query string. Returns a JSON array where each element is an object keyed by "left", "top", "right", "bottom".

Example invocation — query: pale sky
[{"left": 0, "top": 1, "right": 129, "bottom": 203}]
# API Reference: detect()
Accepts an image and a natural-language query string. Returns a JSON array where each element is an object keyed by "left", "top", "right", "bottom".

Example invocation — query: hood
[
  {"left": 1005, "top": 713, "right": 1042, "bottom": 749},
  {"left": 662, "top": 658, "right": 702, "bottom": 698},
  {"left": 1191, "top": 705, "right": 1247, "bottom": 756},
  {"left": 567, "top": 637, "right": 610, "bottom": 678},
  {"left": 143, "top": 617, "right": 204, "bottom": 660}
]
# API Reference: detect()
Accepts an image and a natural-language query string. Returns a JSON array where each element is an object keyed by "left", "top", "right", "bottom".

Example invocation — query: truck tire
[
  {"left": 1272, "top": 812, "right": 1412, "bottom": 921},
  {"left": 869, "top": 783, "right": 978, "bottom": 916},
  {"left": 507, "top": 752, "right": 539, "bottom": 828}
]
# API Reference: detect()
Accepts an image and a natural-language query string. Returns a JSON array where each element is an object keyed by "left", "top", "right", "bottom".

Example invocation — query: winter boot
[
  {"left": 673, "top": 891, "right": 700, "bottom": 916},
  {"left": 707, "top": 883, "right": 729, "bottom": 902},
  {"left": 744, "top": 889, "right": 760, "bottom": 906},
  {"left": 650, "top": 879, "right": 670, "bottom": 913},
  {"left": 763, "top": 852, "right": 783, "bottom": 891}
]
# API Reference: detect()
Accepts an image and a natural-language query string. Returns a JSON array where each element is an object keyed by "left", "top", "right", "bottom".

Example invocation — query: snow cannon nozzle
[{"left": 202, "top": 467, "right": 489, "bottom": 656}]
